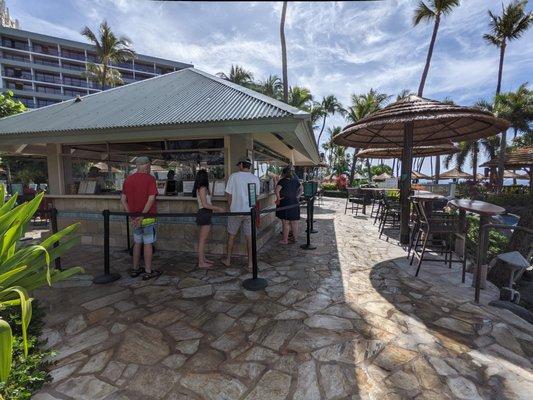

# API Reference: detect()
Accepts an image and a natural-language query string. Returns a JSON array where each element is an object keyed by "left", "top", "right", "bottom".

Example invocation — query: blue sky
[{"left": 7, "top": 0, "right": 533, "bottom": 174}]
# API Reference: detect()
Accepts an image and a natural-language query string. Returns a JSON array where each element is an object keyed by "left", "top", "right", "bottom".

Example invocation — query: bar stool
[
  {"left": 379, "top": 196, "right": 400, "bottom": 239},
  {"left": 345, "top": 187, "right": 365, "bottom": 215},
  {"left": 410, "top": 200, "right": 463, "bottom": 277}
]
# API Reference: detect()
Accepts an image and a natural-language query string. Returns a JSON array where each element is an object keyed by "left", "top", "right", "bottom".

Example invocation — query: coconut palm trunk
[
  {"left": 349, "top": 149, "right": 358, "bottom": 184},
  {"left": 280, "top": 1, "right": 288, "bottom": 103},
  {"left": 495, "top": 42, "right": 507, "bottom": 189},
  {"left": 418, "top": 14, "right": 440, "bottom": 97}
]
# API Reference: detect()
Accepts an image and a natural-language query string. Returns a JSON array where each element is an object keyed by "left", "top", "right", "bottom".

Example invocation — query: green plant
[
  {"left": 465, "top": 215, "right": 510, "bottom": 261},
  {"left": 321, "top": 182, "right": 337, "bottom": 191},
  {"left": 0, "top": 91, "right": 25, "bottom": 118},
  {"left": 0, "top": 187, "right": 83, "bottom": 382},
  {"left": 0, "top": 301, "right": 52, "bottom": 400}
]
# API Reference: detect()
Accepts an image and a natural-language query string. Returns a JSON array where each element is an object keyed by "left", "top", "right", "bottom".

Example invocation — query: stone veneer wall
[{"left": 49, "top": 194, "right": 279, "bottom": 256}]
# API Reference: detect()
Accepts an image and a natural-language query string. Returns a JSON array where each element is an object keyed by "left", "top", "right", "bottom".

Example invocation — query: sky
[{"left": 6, "top": 0, "right": 533, "bottom": 175}]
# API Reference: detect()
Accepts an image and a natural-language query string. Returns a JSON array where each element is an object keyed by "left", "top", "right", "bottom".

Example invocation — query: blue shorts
[{"left": 133, "top": 224, "right": 156, "bottom": 244}]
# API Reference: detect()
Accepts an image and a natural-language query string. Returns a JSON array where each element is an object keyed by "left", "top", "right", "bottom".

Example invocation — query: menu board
[
  {"left": 211, "top": 180, "right": 226, "bottom": 196},
  {"left": 182, "top": 180, "right": 195, "bottom": 196}
]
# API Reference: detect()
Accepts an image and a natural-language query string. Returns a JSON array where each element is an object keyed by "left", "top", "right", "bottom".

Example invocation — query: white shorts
[{"left": 227, "top": 215, "right": 251, "bottom": 236}]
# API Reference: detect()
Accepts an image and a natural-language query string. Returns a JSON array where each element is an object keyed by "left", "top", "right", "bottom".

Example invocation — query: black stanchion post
[
  {"left": 310, "top": 196, "right": 318, "bottom": 234},
  {"left": 50, "top": 208, "right": 62, "bottom": 270},
  {"left": 300, "top": 197, "right": 316, "bottom": 250},
  {"left": 243, "top": 207, "right": 268, "bottom": 291},
  {"left": 93, "top": 209, "right": 121, "bottom": 284}
]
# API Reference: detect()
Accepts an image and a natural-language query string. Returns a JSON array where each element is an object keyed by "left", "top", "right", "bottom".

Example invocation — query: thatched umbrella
[
  {"left": 356, "top": 143, "right": 460, "bottom": 159},
  {"left": 437, "top": 167, "right": 473, "bottom": 180},
  {"left": 412, "top": 170, "right": 430, "bottom": 180},
  {"left": 333, "top": 95, "right": 509, "bottom": 244},
  {"left": 479, "top": 146, "right": 532, "bottom": 191},
  {"left": 503, "top": 170, "right": 529, "bottom": 179}
]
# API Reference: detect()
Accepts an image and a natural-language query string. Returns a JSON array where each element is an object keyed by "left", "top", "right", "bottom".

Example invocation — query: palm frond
[{"left": 413, "top": 1, "right": 436, "bottom": 25}]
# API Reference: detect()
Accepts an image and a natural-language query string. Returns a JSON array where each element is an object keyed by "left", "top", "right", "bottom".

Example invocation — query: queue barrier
[{"left": 95, "top": 197, "right": 316, "bottom": 291}]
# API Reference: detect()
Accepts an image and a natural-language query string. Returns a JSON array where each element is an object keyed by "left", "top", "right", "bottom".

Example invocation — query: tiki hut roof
[
  {"left": 437, "top": 167, "right": 472, "bottom": 180},
  {"left": 412, "top": 170, "right": 430, "bottom": 180},
  {"left": 333, "top": 96, "right": 509, "bottom": 149},
  {"left": 479, "top": 146, "right": 533, "bottom": 169},
  {"left": 355, "top": 143, "right": 459, "bottom": 159}
]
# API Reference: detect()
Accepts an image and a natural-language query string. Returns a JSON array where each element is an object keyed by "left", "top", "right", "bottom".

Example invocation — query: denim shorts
[{"left": 133, "top": 223, "right": 156, "bottom": 244}]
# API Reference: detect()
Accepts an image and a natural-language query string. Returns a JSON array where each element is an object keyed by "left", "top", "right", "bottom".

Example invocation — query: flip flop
[
  {"left": 129, "top": 267, "right": 145, "bottom": 278},
  {"left": 142, "top": 270, "right": 162, "bottom": 280},
  {"left": 221, "top": 259, "right": 231, "bottom": 267},
  {"left": 198, "top": 263, "right": 215, "bottom": 270}
]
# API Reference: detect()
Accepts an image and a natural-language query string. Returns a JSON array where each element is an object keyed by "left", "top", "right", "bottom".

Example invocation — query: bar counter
[{"left": 46, "top": 193, "right": 279, "bottom": 255}]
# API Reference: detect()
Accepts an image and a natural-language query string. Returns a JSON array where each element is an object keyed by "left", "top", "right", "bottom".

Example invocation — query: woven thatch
[
  {"left": 356, "top": 143, "right": 459, "bottom": 159},
  {"left": 334, "top": 95, "right": 510, "bottom": 149},
  {"left": 437, "top": 167, "right": 472, "bottom": 180},
  {"left": 479, "top": 146, "right": 533, "bottom": 169},
  {"left": 503, "top": 170, "right": 529, "bottom": 179},
  {"left": 412, "top": 170, "right": 430, "bottom": 180}
]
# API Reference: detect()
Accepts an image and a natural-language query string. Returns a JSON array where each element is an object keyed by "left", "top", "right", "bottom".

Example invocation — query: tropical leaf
[{"left": 0, "top": 319, "right": 12, "bottom": 382}]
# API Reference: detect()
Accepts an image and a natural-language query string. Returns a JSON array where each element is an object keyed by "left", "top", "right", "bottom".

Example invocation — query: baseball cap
[
  {"left": 236, "top": 158, "right": 252, "bottom": 167},
  {"left": 134, "top": 156, "right": 151, "bottom": 165}
]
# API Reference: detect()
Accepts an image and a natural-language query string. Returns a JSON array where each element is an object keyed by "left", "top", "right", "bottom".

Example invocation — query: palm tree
[
  {"left": 345, "top": 89, "right": 389, "bottom": 182},
  {"left": 444, "top": 138, "right": 499, "bottom": 183},
  {"left": 396, "top": 89, "right": 414, "bottom": 101},
  {"left": 496, "top": 83, "right": 532, "bottom": 139},
  {"left": 83, "top": 63, "right": 124, "bottom": 89},
  {"left": 484, "top": 0, "right": 532, "bottom": 186},
  {"left": 81, "top": 20, "right": 135, "bottom": 90},
  {"left": 316, "top": 95, "right": 345, "bottom": 148},
  {"left": 288, "top": 86, "right": 313, "bottom": 109},
  {"left": 258, "top": 75, "right": 283, "bottom": 100},
  {"left": 280, "top": 1, "right": 289, "bottom": 103},
  {"left": 413, "top": 0, "right": 460, "bottom": 97},
  {"left": 323, "top": 126, "right": 348, "bottom": 177},
  {"left": 217, "top": 65, "right": 254, "bottom": 87}
]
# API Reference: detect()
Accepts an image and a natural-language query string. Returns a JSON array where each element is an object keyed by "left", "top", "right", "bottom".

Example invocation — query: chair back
[{"left": 346, "top": 187, "right": 361, "bottom": 198}]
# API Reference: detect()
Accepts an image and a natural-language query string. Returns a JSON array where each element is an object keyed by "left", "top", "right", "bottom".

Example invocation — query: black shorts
[{"left": 196, "top": 208, "right": 213, "bottom": 226}]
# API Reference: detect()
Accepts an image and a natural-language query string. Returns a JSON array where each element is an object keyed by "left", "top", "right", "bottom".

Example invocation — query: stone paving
[{"left": 32, "top": 197, "right": 533, "bottom": 400}]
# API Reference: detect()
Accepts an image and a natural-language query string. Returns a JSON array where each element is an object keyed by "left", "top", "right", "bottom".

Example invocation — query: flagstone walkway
[{"left": 33, "top": 197, "right": 532, "bottom": 400}]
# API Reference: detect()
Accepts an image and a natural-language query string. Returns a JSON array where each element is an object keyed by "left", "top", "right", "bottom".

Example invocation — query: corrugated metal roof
[{"left": 0, "top": 68, "right": 310, "bottom": 136}]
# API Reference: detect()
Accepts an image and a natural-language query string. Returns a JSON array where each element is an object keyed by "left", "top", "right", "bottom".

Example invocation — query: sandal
[
  {"left": 142, "top": 270, "right": 162, "bottom": 280},
  {"left": 129, "top": 267, "right": 145, "bottom": 277}
]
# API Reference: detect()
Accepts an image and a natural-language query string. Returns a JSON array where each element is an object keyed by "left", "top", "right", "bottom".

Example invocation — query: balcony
[
  {"left": 34, "top": 73, "right": 62, "bottom": 85},
  {"left": 1, "top": 39, "right": 29, "bottom": 51}
]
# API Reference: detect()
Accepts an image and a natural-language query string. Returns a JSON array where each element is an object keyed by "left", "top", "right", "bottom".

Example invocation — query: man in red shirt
[{"left": 121, "top": 156, "right": 160, "bottom": 280}]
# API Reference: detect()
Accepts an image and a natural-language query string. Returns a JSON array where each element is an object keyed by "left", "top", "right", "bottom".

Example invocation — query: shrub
[
  {"left": 0, "top": 301, "right": 51, "bottom": 400},
  {"left": 0, "top": 187, "right": 83, "bottom": 382},
  {"left": 321, "top": 182, "right": 337, "bottom": 191}
]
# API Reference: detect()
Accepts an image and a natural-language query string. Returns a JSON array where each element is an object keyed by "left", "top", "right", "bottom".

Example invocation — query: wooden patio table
[{"left": 448, "top": 199, "right": 505, "bottom": 302}]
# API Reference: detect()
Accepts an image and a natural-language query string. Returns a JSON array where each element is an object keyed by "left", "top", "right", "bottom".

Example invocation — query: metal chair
[
  {"left": 378, "top": 196, "right": 400, "bottom": 239},
  {"left": 344, "top": 187, "right": 365, "bottom": 215}
]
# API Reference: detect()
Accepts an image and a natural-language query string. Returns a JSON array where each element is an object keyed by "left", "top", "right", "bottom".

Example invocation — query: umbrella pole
[{"left": 400, "top": 122, "right": 414, "bottom": 245}]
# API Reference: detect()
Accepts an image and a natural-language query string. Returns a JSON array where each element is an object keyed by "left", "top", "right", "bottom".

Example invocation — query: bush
[
  {"left": 0, "top": 301, "right": 52, "bottom": 400},
  {"left": 321, "top": 182, "right": 337, "bottom": 191},
  {"left": 465, "top": 215, "right": 510, "bottom": 261},
  {"left": 483, "top": 193, "right": 533, "bottom": 209}
]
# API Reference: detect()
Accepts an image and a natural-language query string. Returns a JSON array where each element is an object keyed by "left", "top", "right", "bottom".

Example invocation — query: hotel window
[
  {"left": 4, "top": 80, "right": 32, "bottom": 91},
  {"left": 36, "top": 85, "right": 62, "bottom": 95},
  {"left": 34, "top": 71, "right": 61, "bottom": 84},
  {"left": 33, "top": 43, "right": 59, "bottom": 56},
  {"left": 61, "top": 48, "right": 85, "bottom": 61},
  {"left": 86, "top": 52, "right": 98, "bottom": 63},
  {"left": 135, "top": 62, "right": 154, "bottom": 73},
  {"left": 63, "top": 75, "right": 87, "bottom": 87},
  {"left": 33, "top": 56, "right": 59, "bottom": 67},
  {"left": 14, "top": 96, "right": 35, "bottom": 108},
  {"left": 2, "top": 51, "right": 30, "bottom": 62},
  {"left": 62, "top": 61, "right": 85, "bottom": 71},
  {"left": 64, "top": 88, "right": 86, "bottom": 97},
  {"left": 36, "top": 98, "right": 59, "bottom": 107},
  {"left": 61, "top": 139, "right": 225, "bottom": 195},
  {"left": 1, "top": 37, "right": 29, "bottom": 51},
  {"left": 4, "top": 67, "right": 32, "bottom": 80}
]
